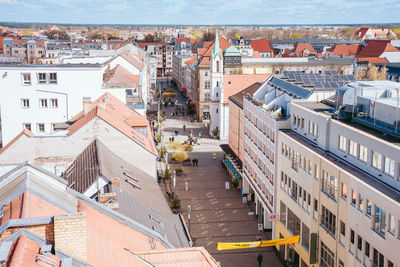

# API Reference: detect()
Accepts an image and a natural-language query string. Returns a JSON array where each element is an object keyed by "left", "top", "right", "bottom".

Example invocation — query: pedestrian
[
  {"left": 171, "top": 112, "right": 174, "bottom": 117},
  {"left": 183, "top": 125, "right": 186, "bottom": 131},
  {"left": 200, "top": 130, "right": 203, "bottom": 138},
  {"left": 189, "top": 130, "right": 193, "bottom": 138}
]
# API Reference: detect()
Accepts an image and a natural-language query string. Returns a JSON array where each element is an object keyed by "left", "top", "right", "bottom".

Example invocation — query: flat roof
[
  {"left": 294, "top": 101, "right": 400, "bottom": 147},
  {"left": 281, "top": 129, "right": 400, "bottom": 204}
]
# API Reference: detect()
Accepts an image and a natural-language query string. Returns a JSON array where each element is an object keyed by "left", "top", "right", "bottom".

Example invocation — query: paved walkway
[{"left": 156, "top": 81, "right": 282, "bottom": 267}]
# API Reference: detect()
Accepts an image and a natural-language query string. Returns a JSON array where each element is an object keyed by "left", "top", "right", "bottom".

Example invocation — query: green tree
[{"left": 290, "top": 33, "right": 304, "bottom": 38}]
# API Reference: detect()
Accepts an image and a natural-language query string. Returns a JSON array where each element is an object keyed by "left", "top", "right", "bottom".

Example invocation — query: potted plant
[
  {"left": 170, "top": 197, "right": 181, "bottom": 213},
  {"left": 183, "top": 158, "right": 191, "bottom": 166},
  {"left": 193, "top": 114, "right": 199, "bottom": 122}
]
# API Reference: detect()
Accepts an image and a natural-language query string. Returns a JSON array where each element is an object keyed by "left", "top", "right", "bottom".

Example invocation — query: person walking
[
  {"left": 183, "top": 125, "right": 186, "bottom": 131},
  {"left": 200, "top": 130, "right": 204, "bottom": 138}
]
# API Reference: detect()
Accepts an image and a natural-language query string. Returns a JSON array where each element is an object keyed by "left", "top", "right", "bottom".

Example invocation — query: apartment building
[
  {"left": 172, "top": 54, "right": 194, "bottom": 91},
  {"left": 241, "top": 72, "right": 354, "bottom": 230},
  {"left": 0, "top": 64, "right": 104, "bottom": 146},
  {"left": 275, "top": 82, "right": 400, "bottom": 267},
  {"left": 140, "top": 43, "right": 174, "bottom": 80},
  {"left": 2, "top": 38, "right": 46, "bottom": 64}
]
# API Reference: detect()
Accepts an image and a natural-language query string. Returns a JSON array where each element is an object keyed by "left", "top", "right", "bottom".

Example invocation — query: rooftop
[
  {"left": 281, "top": 129, "right": 400, "bottom": 203},
  {"left": 229, "top": 82, "right": 263, "bottom": 108}
]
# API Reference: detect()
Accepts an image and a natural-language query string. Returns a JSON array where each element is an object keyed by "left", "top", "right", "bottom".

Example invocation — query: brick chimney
[
  {"left": 82, "top": 97, "right": 92, "bottom": 115},
  {"left": 54, "top": 213, "right": 87, "bottom": 262}
]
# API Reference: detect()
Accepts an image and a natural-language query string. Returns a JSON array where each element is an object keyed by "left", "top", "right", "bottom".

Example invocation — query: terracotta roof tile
[
  {"left": 354, "top": 27, "right": 370, "bottom": 39},
  {"left": 222, "top": 74, "right": 270, "bottom": 103},
  {"left": 292, "top": 43, "right": 316, "bottom": 57},
  {"left": 121, "top": 53, "right": 145, "bottom": 71},
  {"left": 328, "top": 44, "right": 362, "bottom": 57},
  {"left": 356, "top": 40, "right": 399, "bottom": 58},
  {"left": 251, "top": 40, "right": 272, "bottom": 53},
  {"left": 356, "top": 57, "right": 389, "bottom": 64},
  {"left": 184, "top": 56, "right": 196, "bottom": 66},
  {"left": 66, "top": 93, "right": 157, "bottom": 156},
  {"left": 229, "top": 82, "right": 263, "bottom": 108}
]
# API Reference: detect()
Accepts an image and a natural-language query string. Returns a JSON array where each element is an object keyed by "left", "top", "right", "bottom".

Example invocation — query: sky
[{"left": 0, "top": 0, "right": 399, "bottom": 25}]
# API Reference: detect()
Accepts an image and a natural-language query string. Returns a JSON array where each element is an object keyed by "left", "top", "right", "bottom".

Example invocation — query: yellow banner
[{"left": 217, "top": 235, "right": 300, "bottom": 250}]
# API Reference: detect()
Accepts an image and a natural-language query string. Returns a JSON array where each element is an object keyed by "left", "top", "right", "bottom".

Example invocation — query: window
[
  {"left": 366, "top": 199, "right": 372, "bottom": 216},
  {"left": 351, "top": 190, "right": 356, "bottom": 205},
  {"left": 365, "top": 241, "right": 370, "bottom": 258},
  {"left": 321, "top": 171, "right": 336, "bottom": 198},
  {"left": 301, "top": 223, "right": 310, "bottom": 252},
  {"left": 339, "top": 135, "right": 347, "bottom": 152},
  {"left": 37, "top": 123, "right": 45, "bottom": 133},
  {"left": 204, "top": 81, "right": 210, "bottom": 89},
  {"left": 39, "top": 98, "right": 48, "bottom": 108},
  {"left": 38, "top": 73, "right": 46, "bottom": 83},
  {"left": 23, "top": 123, "right": 31, "bottom": 131},
  {"left": 349, "top": 140, "right": 357, "bottom": 157},
  {"left": 280, "top": 201, "right": 287, "bottom": 226},
  {"left": 340, "top": 221, "right": 345, "bottom": 244},
  {"left": 388, "top": 214, "right": 396, "bottom": 234},
  {"left": 359, "top": 145, "right": 368, "bottom": 162},
  {"left": 388, "top": 260, "right": 394, "bottom": 267},
  {"left": 287, "top": 209, "right": 301, "bottom": 235},
  {"left": 373, "top": 248, "right": 384, "bottom": 267},
  {"left": 320, "top": 241, "right": 335, "bottom": 267},
  {"left": 321, "top": 205, "right": 336, "bottom": 236},
  {"left": 372, "top": 151, "right": 382, "bottom": 170},
  {"left": 358, "top": 194, "right": 364, "bottom": 211},
  {"left": 50, "top": 98, "right": 58, "bottom": 108},
  {"left": 357, "top": 234, "right": 362, "bottom": 253},
  {"left": 384, "top": 157, "right": 395, "bottom": 177},
  {"left": 341, "top": 182, "right": 347, "bottom": 199},
  {"left": 313, "top": 199, "right": 318, "bottom": 220},
  {"left": 350, "top": 229, "right": 355, "bottom": 251},
  {"left": 21, "top": 73, "right": 31, "bottom": 85},
  {"left": 21, "top": 99, "right": 30, "bottom": 108},
  {"left": 338, "top": 260, "right": 344, "bottom": 267},
  {"left": 373, "top": 205, "right": 386, "bottom": 236}
]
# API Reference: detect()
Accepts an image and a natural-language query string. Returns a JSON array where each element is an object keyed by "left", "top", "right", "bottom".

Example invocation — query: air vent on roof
[
  {"left": 40, "top": 244, "right": 52, "bottom": 254},
  {"left": 125, "top": 179, "right": 141, "bottom": 189}
]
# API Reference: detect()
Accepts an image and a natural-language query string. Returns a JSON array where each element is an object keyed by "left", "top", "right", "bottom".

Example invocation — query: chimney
[
  {"left": 83, "top": 97, "right": 92, "bottom": 115},
  {"left": 54, "top": 213, "right": 87, "bottom": 262},
  {"left": 99, "top": 192, "right": 119, "bottom": 212}
]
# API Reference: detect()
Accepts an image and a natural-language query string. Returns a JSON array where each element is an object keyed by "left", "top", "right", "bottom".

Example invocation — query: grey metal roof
[
  {"left": 0, "top": 241, "right": 12, "bottom": 262},
  {"left": 0, "top": 56, "right": 24, "bottom": 64},
  {"left": 61, "top": 258, "right": 72, "bottom": 267},
  {"left": 268, "top": 76, "right": 312, "bottom": 99}
]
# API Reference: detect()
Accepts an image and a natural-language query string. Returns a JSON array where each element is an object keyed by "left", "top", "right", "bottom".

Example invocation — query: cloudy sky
[{"left": 0, "top": 0, "right": 399, "bottom": 25}]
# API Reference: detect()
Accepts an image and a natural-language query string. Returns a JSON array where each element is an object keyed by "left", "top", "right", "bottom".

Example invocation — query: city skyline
[{"left": 0, "top": 0, "right": 399, "bottom": 25}]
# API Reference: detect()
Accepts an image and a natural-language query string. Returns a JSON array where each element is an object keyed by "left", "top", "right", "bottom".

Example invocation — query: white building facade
[{"left": 0, "top": 64, "right": 104, "bottom": 146}]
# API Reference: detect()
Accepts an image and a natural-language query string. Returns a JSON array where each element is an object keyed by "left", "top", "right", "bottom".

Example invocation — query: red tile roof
[
  {"left": 175, "top": 38, "right": 191, "bottom": 43},
  {"left": 121, "top": 53, "right": 145, "bottom": 71},
  {"left": 328, "top": 44, "right": 362, "bottom": 57},
  {"left": 292, "top": 43, "right": 316, "bottom": 57},
  {"left": 104, "top": 65, "right": 140, "bottom": 89},
  {"left": 67, "top": 93, "right": 158, "bottom": 156},
  {"left": 251, "top": 40, "right": 272, "bottom": 53},
  {"left": 354, "top": 27, "right": 370, "bottom": 39},
  {"left": 222, "top": 74, "right": 270, "bottom": 103},
  {"left": 356, "top": 40, "right": 399, "bottom": 58},
  {"left": 184, "top": 56, "right": 196, "bottom": 66},
  {"left": 196, "top": 36, "right": 231, "bottom": 67},
  {"left": 8, "top": 234, "right": 63, "bottom": 267},
  {"left": 356, "top": 57, "right": 389, "bottom": 64}
]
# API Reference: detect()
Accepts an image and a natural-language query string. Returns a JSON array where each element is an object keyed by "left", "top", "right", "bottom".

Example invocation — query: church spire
[{"left": 212, "top": 31, "right": 222, "bottom": 58}]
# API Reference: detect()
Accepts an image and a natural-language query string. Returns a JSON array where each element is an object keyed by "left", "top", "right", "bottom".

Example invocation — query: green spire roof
[
  {"left": 223, "top": 46, "right": 241, "bottom": 56},
  {"left": 212, "top": 31, "right": 222, "bottom": 58}
]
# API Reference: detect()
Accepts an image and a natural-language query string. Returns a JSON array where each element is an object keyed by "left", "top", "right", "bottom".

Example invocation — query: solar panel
[{"left": 314, "top": 82, "right": 323, "bottom": 88}]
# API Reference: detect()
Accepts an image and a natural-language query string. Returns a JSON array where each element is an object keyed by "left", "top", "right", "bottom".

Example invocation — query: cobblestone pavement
[{"left": 156, "top": 81, "right": 282, "bottom": 267}]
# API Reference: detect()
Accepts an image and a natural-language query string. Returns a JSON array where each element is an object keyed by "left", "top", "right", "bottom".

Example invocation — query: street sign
[
  {"left": 268, "top": 213, "right": 277, "bottom": 221},
  {"left": 212, "top": 152, "right": 216, "bottom": 160}
]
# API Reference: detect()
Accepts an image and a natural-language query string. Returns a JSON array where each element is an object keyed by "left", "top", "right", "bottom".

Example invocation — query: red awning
[{"left": 181, "top": 87, "right": 186, "bottom": 91}]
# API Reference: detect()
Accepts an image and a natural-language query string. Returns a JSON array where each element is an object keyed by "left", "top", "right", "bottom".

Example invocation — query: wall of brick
[{"left": 54, "top": 213, "right": 87, "bottom": 262}]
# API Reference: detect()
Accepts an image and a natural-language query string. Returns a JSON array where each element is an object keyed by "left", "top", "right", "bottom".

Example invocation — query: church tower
[{"left": 209, "top": 31, "right": 224, "bottom": 138}]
